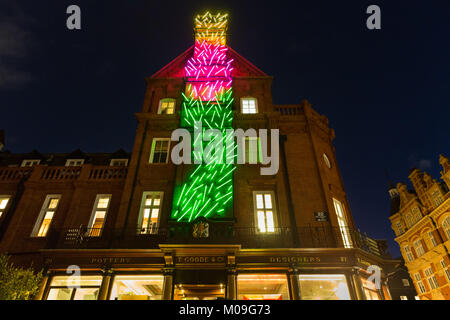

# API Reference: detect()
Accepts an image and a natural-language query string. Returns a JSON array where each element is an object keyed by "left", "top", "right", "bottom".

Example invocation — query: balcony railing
[
  {"left": 44, "top": 225, "right": 390, "bottom": 257},
  {"left": 0, "top": 167, "right": 33, "bottom": 182}
]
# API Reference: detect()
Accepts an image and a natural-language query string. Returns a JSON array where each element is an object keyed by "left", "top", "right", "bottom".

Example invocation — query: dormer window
[
  {"left": 110, "top": 159, "right": 128, "bottom": 167},
  {"left": 21, "top": 159, "right": 40, "bottom": 167},
  {"left": 241, "top": 97, "right": 258, "bottom": 114},
  {"left": 158, "top": 98, "right": 176, "bottom": 115},
  {"left": 65, "top": 159, "right": 84, "bottom": 167}
]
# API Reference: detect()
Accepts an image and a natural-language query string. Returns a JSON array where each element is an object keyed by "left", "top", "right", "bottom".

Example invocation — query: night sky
[{"left": 1, "top": 1, "right": 450, "bottom": 257}]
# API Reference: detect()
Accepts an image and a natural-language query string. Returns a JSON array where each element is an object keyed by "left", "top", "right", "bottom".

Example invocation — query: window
[
  {"left": 424, "top": 267, "right": 439, "bottom": 290},
  {"left": 442, "top": 216, "right": 450, "bottom": 240},
  {"left": 413, "top": 239, "right": 425, "bottom": 257},
  {"left": 404, "top": 245, "right": 414, "bottom": 262},
  {"left": 253, "top": 191, "right": 276, "bottom": 233},
  {"left": 400, "top": 296, "right": 408, "bottom": 300},
  {"left": 244, "top": 137, "right": 262, "bottom": 164},
  {"left": 110, "top": 159, "right": 128, "bottom": 167},
  {"left": 396, "top": 222, "right": 404, "bottom": 235},
  {"left": 333, "top": 198, "right": 353, "bottom": 248},
  {"left": 237, "top": 274, "right": 290, "bottom": 300},
  {"left": 110, "top": 275, "right": 164, "bottom": 300},
  {"left": 138, "top": 192, "right": 163, "bottom": 234},
  {"left": 411, "top": 207, "right": 422, "bottom": 224},
  {"left": 402, "top": 279, "right": 410, "bottom": 287},
  {"left": 0, "top": 196, "right": 11, "bottom": 219},
  {"left": 414, "top": 273, "right": 426, "bottom": 294},
  {"left": 428, "top": 231, "right": 438, "bottom": 247},
  {"left": 158, "top": 98, "right": 176, "bottom": 115},
  {"left": 323, "top": 153, "right": 331, "bottom": 168},
  {"left": 432, "top": 190, "right": 444, "bottom": 207},
  {"left": 149, "top": 138, "right": 170, "bottom": 164},
  {"left": 298, "top": 274, "right": 350, "bottom": 300},
  {"left": 87, "top": 195, "right": 111, "bottom": 237},
  {"left": 31, "top": 195, "right": 60, "bottom": 237},
  {"left": 241, "top": 97, "right": 258, "bottom": 114},
  {"left": 415, "top": 296, "right": 420, "bottom": 300},
  {"left": 440, "top": 260, "right": 450, "bottom": 282},
  {"left": 46, "top": 276, "right": 102, "bottom": 300},
  {"left": 21, "top": 159, "right": 40, "bottom": 167},
  {"left": 65, "top": 159, "right": 84, "bottom": 167}
]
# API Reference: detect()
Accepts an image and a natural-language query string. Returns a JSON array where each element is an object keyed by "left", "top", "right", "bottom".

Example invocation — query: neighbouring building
[
  {"left": 385, "top": 258, "right": 418, "bottom": 300},
  {"left": 0, "top": 12, "right": 399, "bottom": 301},
  {"left": 389, "top": 155, "right": 450, "bottom": 300}
]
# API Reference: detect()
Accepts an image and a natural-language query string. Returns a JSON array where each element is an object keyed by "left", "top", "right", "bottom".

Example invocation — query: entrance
[{"left": 173, "top": 284, "right": 225, "bottom": 300}]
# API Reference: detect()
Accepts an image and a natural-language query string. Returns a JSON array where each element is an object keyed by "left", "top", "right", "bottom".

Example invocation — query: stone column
[
  {"left": 352, "top": 268, "right": 366, "bottom": 300},
  {"left": 98, "top": 269, "right": 113, "bottom": 300},
  {"left": 226, "top": 267, "right": 237, "bottom": 300},
  {"left": 34, "top": 271, "right": 51, "bottom": 300},
  {"left": 288, "top": 267, "right": 301, "bottom": 300},
  {"left": 162, "top": 268, "right": 174, "bottom": 300}
]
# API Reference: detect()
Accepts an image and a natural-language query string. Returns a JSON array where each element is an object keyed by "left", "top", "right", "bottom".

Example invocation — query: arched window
[
  {"left": 158, "top": 98, "right": 176, "bottom": 115},
  {"left": 241, "top": 97, "right": 258, "bottom": 114}
]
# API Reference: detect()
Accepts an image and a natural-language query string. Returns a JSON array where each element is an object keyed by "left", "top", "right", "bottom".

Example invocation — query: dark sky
[{"left": 1, "top": 1, "right": 449, "bottom": 257}]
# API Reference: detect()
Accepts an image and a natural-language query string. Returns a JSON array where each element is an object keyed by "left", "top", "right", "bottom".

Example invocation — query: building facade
[
  {"left": 0, "top": 12, "right": 398, "bottom": 301},
  {"left": 389, "top": 155, "right": 450, "bottom": 300}
]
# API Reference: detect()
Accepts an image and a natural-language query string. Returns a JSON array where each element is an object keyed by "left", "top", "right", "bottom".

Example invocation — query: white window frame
[
  {"left": 396, "top": 222, "right": 404, "bottom": 235},
  {"left": 428, "top": 231, "right": 438, "bottom": 247},
  {"left": 87, "top": 195, "right": 111, "bottom": 237},
  {"left": 109, "top": 159, "right": 128, "bottom": 167},
  {"left": 414, "top": 239, "right": 426, "bottom": 257},
  {"left": 414, "top": 273, "right": 426, "bottom": 294},
  {"left": 0, "top": 195, "right": 11, "bottom": 219},
  {"left": 424, "top": 267, "right": 439, "bottom": 290},
  {"left": 432, "top": 190, "right": 444, "bottom": 207},
  {"left": 21, "top": 159, "right": 40, "bottom": 167},
  {"left": 440, "top": 260, "right": 450, "bottom": 282},
  {"left": 333, "top": 198, "right": 353, "bottom": 248},
  {"left": 442, "top": 216, "right": 450, "bottom": 240},
  {"left": 65, "top": 159, "right": 85, "bottom": 167},
  {"left": 149, "top": 138, "right": 171, "bottom": 164},
  {"left": 253, "top": 191, "right": 277, "bottom": 234},
  {"left": 157, "top": 98, "right": 176, "bottom": 115},
  {"left": 241, "top": 97, "right": 258, "bottom": 114},
  {"left": 402, "top": 279, "right": 410, "bottom": 287},
  {"left": 138, "top": 192, "right": 164, "bottom": 234},
  {"left": 31, "top": 195, "right": 61, "bottom": 237},
  {"left": 404, "top": 245, "right": 414, "bottom": 262}
]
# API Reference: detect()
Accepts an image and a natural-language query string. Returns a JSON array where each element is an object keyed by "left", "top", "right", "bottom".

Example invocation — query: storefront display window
[
  {"left": 46, "top": 275, "right": 102, "bottom": 300},
  {"left": 237, "top": 274, "right": 290, "bottom": 300},
  {"left": 298, "top": 274, "right": 351, "bottom": 300},
  {"left": 109, "top": 275, "right": 164, "bottom": 300}
]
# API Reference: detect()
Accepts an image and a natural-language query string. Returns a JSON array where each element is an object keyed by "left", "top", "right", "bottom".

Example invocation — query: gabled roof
[{"left": 150, "top": 46, "right": 268, "bottom": 79}]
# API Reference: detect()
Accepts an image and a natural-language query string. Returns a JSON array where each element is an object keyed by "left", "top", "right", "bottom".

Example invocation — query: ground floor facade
[{"left": 35, "top": 245, "right": 395, "bottom": 300}]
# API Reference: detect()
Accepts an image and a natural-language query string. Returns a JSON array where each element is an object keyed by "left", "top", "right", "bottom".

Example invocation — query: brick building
[
  {"left": 389, "top": 155, "right": 450, "bottom": 300},
  {"left": 0, "top": 12, "right": 398, "bottom": 300}
]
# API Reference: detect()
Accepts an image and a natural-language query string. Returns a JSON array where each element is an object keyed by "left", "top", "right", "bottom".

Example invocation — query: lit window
[
  {"left": 110, "top": 159, "right": 128, "bottom": 167},
  {"left": 0, "top": 196, "right": 11, "bottom": 219},
  {"left": 442, "top": 216, "right": 450, "bottom": 240},
  {"left": 413, "top": 239, "right": 425, "bottom": 257},
  {"left": 46, "top": 276, "right": 102, "bottom": 300},
  {"left": 65, "top": 159, "right": 84, "bottom": 167},
  {"left": 31, "top": 195, "right": 61, "bottom": 237},
  {"left": 21, "top": 159, "right": 40, "bottom": 167},
  {"left": 139, "top": 192, "right": 163, "bottom": 234},
  {"left": 298, "top": 274, "right": 351, "bottom": 300},
  {"left": 414, "top": 273, "right": 426, "bottom": 294},
  {"left": 241, "top": 97, "right": 258, "bottom": 114},
  {"left": 158, "top": 98, "right": 176, "bottom": 115},
  {"left": 424, "top": 267, "right": 439, "bottom": 290},
  {"left": 237, "top": 274, "right": 290, "bottom": 300},
  {"left": 110, "top": 275, "right": 164, "bottom": 300},
  {"left": 400, "top": 296, "right": 408, "bottom": 300},
  {"left": 440, "top": 260, "right": 450, "bottom": 282},
  {"left": 402, "top": 279, "right": 410, "bottom": 287},
  {"left": 404, "top": 245, "right": 414, "bottom": 262},
  {"left": 149, "top": 138, "right": 170, "bottom": 164},
  {"left": 396, "top": 222, "right": 404, "bottom": 235},
  {"left": 415, "top": 296, "right": 420, "bottom": 300},
  {"left": 254, "top": 191, "right": 276, "bottom": 233},
  {"left": 323, "top": 154, "right": 331, "bottom": 168},
  {"left": 333, "top": 198, "right": 353, "bottom": 248},
  {"left": 87, "top": 195, "right": 111, "bottom": 237},
  {"left": 244, "top": 137, "right": 262, "bottom": 164},
  {"left": 428, "top": 231, "right": 438, "bottom": 247}
]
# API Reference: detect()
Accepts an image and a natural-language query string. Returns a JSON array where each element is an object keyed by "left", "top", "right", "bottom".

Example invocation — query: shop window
[
  {"left": 21, "top": 159, "right": 40, "bottom": 167},
  {"left": 174, "top": 284, "right": 225, "bottom": 300},
  {"left": 0, "top": 196, "right": 11, "bottom": 219},
  {"left": 332, "top": 198, "right": 353, "bottom": 248},
  {"left": 241, "top": 97, "right": 258, "bottom": 114},
  {"left": 237, "top": 274, "right": 290, "bottom": 300},
  {"left": 298, "top": 274, "right": 350, "bottom": 300},
  {"left": 361, "top": 277, "right": 381, "bottom": 300},
  {"left": 110, "top": 275, "right": 164, "bottom": 300},
  {"left": 31, "top": 195, "right": 61, "bottom": 237},
  {"left": 253, "top": 191, "right": 276, "bottom": 233},
  {"left": 138, "top": 192, "right": 163, "bottom": 234},
  {"left": 87, "top": 195, "right": 111, "bottom": 237},
  {"left": 149, "top": 138, "right": 170, "bottom": 164},
  {"left": 65, "top": 159, "right": 84, "bottom": 167},
  {"left": 46, "top": 276, "right": 102, "bottom": 300},
  {"left": 158, "top": 98, "right": 176, "bottom": 115}
]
